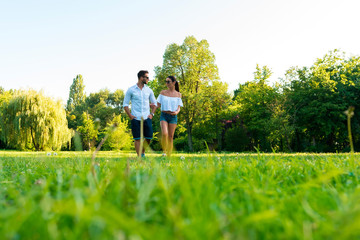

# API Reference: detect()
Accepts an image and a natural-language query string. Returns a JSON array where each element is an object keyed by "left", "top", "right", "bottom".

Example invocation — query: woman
[{"left": 156, "top": 76, "right": 183, "bottom": 156}]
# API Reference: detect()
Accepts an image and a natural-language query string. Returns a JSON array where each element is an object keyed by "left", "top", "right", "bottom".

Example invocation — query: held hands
[
  {"left": 148, "top": 103, "right": 157, "bottom": 119},
  {"left": 170, "top": 111, "right": 179, "bottom": 116}
]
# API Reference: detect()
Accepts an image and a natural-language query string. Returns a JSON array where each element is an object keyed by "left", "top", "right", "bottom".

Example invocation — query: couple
[{"left": 123, "top": 70, "right": 183, "bottom": 157}]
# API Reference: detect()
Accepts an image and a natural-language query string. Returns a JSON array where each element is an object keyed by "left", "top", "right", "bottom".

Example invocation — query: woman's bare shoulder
[
  {"left": 177, "top": 92, "right": 182, "bottom": 98},
  {"left": 160, "top": 90, "right": 167, "bottom": 95}
]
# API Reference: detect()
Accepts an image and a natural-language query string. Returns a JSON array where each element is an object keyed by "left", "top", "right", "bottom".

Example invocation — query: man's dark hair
[{"left": 137, "top": 70, "right": 149, "bottom": 79}]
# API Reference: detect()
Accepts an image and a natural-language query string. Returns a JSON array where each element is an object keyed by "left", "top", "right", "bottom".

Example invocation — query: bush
[
  {"left": 173, "top": 135, "right": 208, "bottom": 152},
  {"left": 102, "top": 115, "right": 132, "bottom": 151},
  {"left": 224, "top": 125, "right": 249, "bottom": 152},
  {"left": 174, "top": 135, "right": 189, "bottom": 152}
]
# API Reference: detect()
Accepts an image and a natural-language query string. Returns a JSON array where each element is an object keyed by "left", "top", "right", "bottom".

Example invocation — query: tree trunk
[
  {"left": 216, "top": 108, "right": 220, "bottom": 150},
  {"left": 30, "top": 126, "right": 40, "bottom": 151},
  {"left": 282, "top": 123, "right": 292, "bottom": 152},
  {"left": 187, "top": 126, "right": 193, "bottom": 152}
]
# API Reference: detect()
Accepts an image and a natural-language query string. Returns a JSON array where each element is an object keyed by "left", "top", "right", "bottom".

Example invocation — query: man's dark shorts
[{"left": 131, "top": 118, "right": 153, "bottom": 140}]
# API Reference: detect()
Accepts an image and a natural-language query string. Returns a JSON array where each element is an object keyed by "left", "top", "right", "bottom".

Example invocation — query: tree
[
  {"left": 65, "top": 84, "right": 126, "bottom": 150},
  {"left": 0, "top": 89, "right": 72, "bottom": 150},
  {"left": 66, "top": 74, "right": 86, "bottom": 130},
  {"left": 154, "top": 36, "right": 226, "bottom": 151},
  {"left": 266, "top": 93, "right": 294, "bottom": 152},
  {"left": 109, "top": 89, "right": 125, "bottom": 113},
  {"left": 0, "top": 88, "right": 13, "bottom": 148},
  {"left": 191, "top": 80, "right": 231, "bottom": 150},
  {"left": 77, "top": 112, "right": 98, "bottom": 150},
  {"left": 233, "top": 65, "right": 280, "bottom": 151},
  {"left": 85, "top": 89, "right": 124, "bottom": 129},
  {"left": 284, "top": 50, "right": 360, "bottom": 152},
  {"left": 67, "top": 74, "right": 86, "bottom": 112}
]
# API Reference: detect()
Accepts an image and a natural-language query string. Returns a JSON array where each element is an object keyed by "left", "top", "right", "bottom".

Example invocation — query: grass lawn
[{"left": 0, "top": 151, "right": 360, "bottom": 239}]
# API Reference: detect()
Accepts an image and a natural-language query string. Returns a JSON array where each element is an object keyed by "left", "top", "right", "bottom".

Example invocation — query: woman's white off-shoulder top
[{"left": 157, "top": 94, "right": 183, "bottom": 112}]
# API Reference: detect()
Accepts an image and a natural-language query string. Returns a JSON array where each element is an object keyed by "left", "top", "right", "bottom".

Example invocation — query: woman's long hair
[{"left": 168, "top": 76, "right": 180, "bottom": 92}]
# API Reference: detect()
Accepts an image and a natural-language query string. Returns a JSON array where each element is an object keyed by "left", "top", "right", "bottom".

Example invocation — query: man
[{"left": 123, "top": 70, "right": 156, "bottom": 157}]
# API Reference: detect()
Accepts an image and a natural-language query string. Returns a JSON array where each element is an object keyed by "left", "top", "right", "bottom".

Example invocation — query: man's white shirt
[{"left": 123, "top": 84, "right": 156, "bottom": 120}]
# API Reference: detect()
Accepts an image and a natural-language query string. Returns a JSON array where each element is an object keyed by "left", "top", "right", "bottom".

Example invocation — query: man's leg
[
  {"left": 142, "top": 118, "right": 153, "bottom": 156},
  {"left": 142, "top": 139, "right": 151, "bottom": 155},
  {"left": 131, "top": 119, "right": 141, "bottom": 156},
  {"left": 134, "top": 139, "right": 141, "bottom": 156}
]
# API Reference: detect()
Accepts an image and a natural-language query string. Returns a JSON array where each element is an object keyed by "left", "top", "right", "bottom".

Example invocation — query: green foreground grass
[{"left": 0, "top": 151, "right": 360, "bottom": 239}]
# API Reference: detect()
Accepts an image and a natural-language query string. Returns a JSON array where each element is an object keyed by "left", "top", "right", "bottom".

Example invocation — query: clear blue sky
[{"left": 1, "top": 0, "right": 360, "bottom": 103}]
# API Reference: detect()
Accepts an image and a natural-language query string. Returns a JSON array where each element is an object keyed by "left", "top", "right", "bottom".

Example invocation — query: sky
[{"left": 1, "top": 0, "right": 360, "bottom": 103}]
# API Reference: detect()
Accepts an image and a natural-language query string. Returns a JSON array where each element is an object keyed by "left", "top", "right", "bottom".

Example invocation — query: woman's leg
[
  {"left": 168, "top": 123, "right": 177, "bottom": 156},
  {"left": 160, "top": 121, "right": 169, "bottom": 154}
]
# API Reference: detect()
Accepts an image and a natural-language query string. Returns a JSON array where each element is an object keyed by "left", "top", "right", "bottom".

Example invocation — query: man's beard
[{"left": 142, "top": 80, "right": 147, "bottom": 84}]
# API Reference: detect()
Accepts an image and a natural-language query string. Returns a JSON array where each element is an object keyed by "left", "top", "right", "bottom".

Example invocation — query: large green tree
[
  {"left": 154, "top": 36, "right": 228, "bottom": 151},
  {"left": 232, "top": 65, "right": 280, "bottom": 151},
  {"left": 284, "top": 50, "right": 360, "bottom": 152},
  {"left": 191, "top": 80, "right": 231, "bottom": 150},
  {"left": 0, "top": 89, "right": 72, "bottom": 150},
  {"left": 85, "top": 88, "right": 125, "bottom": 129}
]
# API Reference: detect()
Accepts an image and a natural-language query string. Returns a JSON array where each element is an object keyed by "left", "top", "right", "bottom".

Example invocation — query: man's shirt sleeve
[
  {"left": 123, "top": 88, "right": 131, "bottom": 107},
  {"left": 150, "top": 90, "right": 156, "bottom": 104}
]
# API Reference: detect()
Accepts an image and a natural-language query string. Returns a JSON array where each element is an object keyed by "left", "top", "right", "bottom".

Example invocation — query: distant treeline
[{"left": 1, "top": 37, "right": 360, "bottom": 152}]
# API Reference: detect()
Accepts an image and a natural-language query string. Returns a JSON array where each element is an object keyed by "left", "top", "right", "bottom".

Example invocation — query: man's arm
[
  {"left": 124, "top": 106, "right": 135, "bottom": 120},
  {"left": 148, "top": 90, "right": 157, "bottom": 119},
  {"left": 150, "top": 90, "right": 156, "bottom": 105},
  {"left": 123, "top": 89, "right": 135, "bottom": 120}
]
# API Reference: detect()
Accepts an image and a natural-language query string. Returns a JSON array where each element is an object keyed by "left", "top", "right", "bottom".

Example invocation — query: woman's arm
[{"left": 170, "top": 105, "right": 181, "bottom": 115}]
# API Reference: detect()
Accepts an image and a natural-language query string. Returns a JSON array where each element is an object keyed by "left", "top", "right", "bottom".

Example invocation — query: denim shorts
[
  {"left": 131, "top": 118, "right": 153, "bottom": 140},
  {"left": 160, "top": 112, "right": 178, "bottom": 124}
]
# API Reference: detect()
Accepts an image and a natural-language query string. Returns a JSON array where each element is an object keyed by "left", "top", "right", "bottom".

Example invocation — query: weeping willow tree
[
  {"left": 0, "top": 89, "right": 72, "bottom": 150},
  {"left": 0, "top": 88, "right": 13, "bottom": 148}
]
